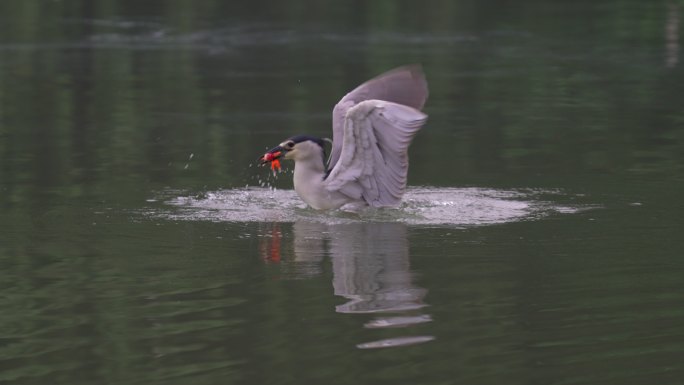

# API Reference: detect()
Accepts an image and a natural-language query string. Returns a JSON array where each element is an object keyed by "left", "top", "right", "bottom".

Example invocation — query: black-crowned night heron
[{"left": 258, "top": 65, "right": 428, "bottom": 210}]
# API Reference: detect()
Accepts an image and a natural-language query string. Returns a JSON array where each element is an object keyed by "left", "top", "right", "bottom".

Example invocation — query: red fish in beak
[{"left": 258, "top": 146, "right": 285, "bottom": 172}]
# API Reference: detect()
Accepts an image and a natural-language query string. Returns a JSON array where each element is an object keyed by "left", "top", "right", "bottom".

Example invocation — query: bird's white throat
[{"left": 292, "top": 153, "right": 351, "bottom": 210}]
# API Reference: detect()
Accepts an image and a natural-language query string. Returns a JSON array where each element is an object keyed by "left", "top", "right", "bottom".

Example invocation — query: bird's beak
[{"left": 258, "top": 145, "right": 286, "bottom": 165}]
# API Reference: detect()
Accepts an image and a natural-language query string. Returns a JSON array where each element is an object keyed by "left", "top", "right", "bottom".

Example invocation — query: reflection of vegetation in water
[{"left": 0, "top": 0, "right": 683, "bottom": 208}]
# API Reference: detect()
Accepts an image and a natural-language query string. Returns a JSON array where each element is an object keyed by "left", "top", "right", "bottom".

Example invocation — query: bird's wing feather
[
  {"left": 329, "top": 65, "right": 428, "bottom": 170},
  {"left": 325, "top": 100, "right": 427, "bottom": 207}
]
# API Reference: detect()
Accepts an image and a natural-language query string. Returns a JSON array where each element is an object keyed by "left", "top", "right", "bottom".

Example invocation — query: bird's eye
[{"left": 284, "top": 141, "right": 295, "bottom": 149}]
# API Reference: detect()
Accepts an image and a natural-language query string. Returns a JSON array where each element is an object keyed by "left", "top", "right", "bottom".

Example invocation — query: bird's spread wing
[
  {"left": 329, "top": 65, "right": 428, "bottom": 170},
  {"left": 325, "top": 100, "right": 427, "bottom": 207}
]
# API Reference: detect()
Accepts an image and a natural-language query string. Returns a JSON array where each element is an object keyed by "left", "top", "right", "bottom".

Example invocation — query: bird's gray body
[
  {"left": 262, "top": 65, "right": 429, "bottom": 210},
  {"left": 290, "top": 140, "right": 351, "bottom": 210}
]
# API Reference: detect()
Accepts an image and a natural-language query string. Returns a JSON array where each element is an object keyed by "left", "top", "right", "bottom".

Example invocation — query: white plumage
[{"left": 259, "top": 65, "right": 429, "bottom": 210}]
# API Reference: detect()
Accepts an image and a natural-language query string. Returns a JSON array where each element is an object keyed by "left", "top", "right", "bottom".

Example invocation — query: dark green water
[{"left": 1, "top": 1, "right": 684, "bottom": 384}]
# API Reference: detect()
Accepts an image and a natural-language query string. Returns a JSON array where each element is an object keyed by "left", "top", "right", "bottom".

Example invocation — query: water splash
[{"left": 149, "top": 187, "right": 592, "bottom": 226}]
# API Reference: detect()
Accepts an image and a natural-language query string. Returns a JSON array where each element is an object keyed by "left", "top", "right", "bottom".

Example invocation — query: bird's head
[{"left": 258, "top": 135, "right": 328, "bottom": 170}]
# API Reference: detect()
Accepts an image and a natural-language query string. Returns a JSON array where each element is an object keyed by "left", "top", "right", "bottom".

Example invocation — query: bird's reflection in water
[
  {"left": 295, "top": 222, "right": 427, "bottom": 314},
  {"left": 259, "top": 221, "right": 433, "bottom": 348}
]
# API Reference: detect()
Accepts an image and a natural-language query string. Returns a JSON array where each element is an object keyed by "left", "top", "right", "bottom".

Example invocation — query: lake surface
[{"left": 1, "top": 1, "right": 684, "bottom": 384}]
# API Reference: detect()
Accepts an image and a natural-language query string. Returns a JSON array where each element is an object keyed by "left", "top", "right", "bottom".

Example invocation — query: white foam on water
[{"left": 149, "top": 186, "right": 590, "bottom": 227}]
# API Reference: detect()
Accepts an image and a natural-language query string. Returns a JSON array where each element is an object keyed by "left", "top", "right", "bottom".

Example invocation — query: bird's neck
[
  {"left": 293, "top": 157, "right": 327, "bottom": 186},
  {"left": 292, "top": 157, "right": 328, "bottom": 208}
]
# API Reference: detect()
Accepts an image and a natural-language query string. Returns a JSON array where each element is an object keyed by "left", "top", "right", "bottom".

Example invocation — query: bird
[{"left": 258, "top": 65, "right": 428, "bottom": 210}]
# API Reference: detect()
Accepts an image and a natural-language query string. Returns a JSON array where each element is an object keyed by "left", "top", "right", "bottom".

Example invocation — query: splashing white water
[{"left": 149, "top": 187, "right": 590, "bottom": 226}]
